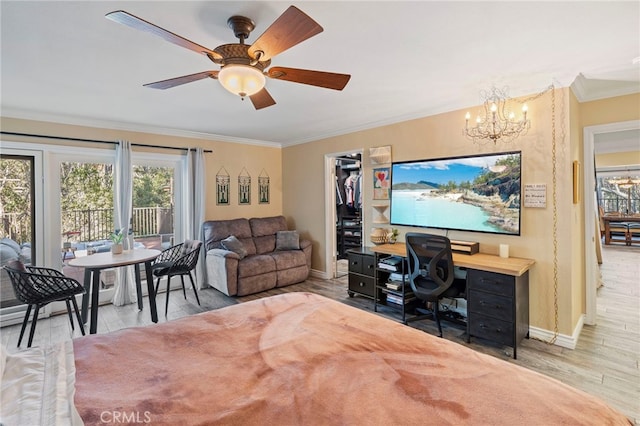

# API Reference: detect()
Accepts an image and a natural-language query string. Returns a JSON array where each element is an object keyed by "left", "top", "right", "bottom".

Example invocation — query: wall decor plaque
[
  {"left": 238, "top": 167, "right": 251, "bottom": 205},
  {"left": 258, "top": 169, "right": 270, "bottom": 204},
  {"left": 216, "top": 167, "right": 230, "bottom": 205}
]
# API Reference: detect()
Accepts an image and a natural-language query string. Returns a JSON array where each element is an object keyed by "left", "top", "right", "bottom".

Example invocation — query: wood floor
[{"left": 2, "top": 245, "right": 638, "bottom": 423}]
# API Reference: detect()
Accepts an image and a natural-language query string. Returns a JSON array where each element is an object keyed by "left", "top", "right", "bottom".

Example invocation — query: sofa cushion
[
  {"left": 202, "top": 218, "right": 256, "bottom": 256},
  {"left": 276, "top": 265, "right": 309, "bottom": 287},
  {"left": 253, "top": 235, "right": 276, "bottom": 255},
  {"left": 237, "top": 255, "right": 276, "bottom": 278},
  {"left": 220, "top": 236, "right": 247, "bottom": 259},
  {"left": 269, "top": 250, "right": 306, "bottom": 270},
  {"left": 237, "top": 272, "right": 277, "bottom": 296},
  {"left": 275, "top": 231, "right": 300, "bottom": 251},
  {"left": 249, "top": 216, "right": 287, "bottom": 237}
]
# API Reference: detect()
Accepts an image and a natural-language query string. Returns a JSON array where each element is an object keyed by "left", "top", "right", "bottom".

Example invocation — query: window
[{"left": 596, "top": 169, "right": 640, "bottom": 215}]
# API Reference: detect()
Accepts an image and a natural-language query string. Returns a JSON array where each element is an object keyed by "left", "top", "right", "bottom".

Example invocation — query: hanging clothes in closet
[{"left": 344, "top": 172, "right": 362, "bottom": 209}]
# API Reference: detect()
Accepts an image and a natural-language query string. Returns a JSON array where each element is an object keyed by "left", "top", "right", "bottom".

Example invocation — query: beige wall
[
  {"left": 579, "top": 93, "right": 640, "bottom": 126},
  {"left": 0, "top": 117, "right": 284, "bottom": 221},
  {"left": 595, "top": 151, "right": 640, "bottom": 168},
  {"left": 283, "top": 90, "right": 640, "bottom": 337}
]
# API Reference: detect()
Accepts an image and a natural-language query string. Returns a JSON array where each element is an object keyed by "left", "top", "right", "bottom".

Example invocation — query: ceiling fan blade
[
  {"left": 105, "top": 10, "right": 222, "bottom": 60},
  {"left": 248, "top": 6, "right": 323, "bottom": 61},
  {"left": 250, "top": 88, "right": 276, "bottom": 110},
  {"left": 267, "top": 67, "right": 351, "bottom": 91},
  {"left": 144, "top": 71, "right": 219, "bottom": 90}
]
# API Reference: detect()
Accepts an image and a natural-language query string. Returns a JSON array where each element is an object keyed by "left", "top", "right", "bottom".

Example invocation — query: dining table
[
  {"left": 602, "top": 215, "right": 640, "bottom": 245},
  {"left": 68, "top": 248, "right": 161, "bottom": 334}
]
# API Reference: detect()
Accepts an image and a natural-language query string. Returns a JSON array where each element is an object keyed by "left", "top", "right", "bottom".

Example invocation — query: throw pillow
[
  {"left": 221, "top": 236, "right": 248, "bottom": 259},
  {"left": 276, "top": 231, "right": 300, "bottom": 251},
  {"left": 0, "top": 238, "right": 21, "bottom": 257}
]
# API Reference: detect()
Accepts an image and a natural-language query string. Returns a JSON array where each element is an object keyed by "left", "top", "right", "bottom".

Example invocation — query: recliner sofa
[{"left": 203, "top": 216, "right": 312, "bottom": 296}]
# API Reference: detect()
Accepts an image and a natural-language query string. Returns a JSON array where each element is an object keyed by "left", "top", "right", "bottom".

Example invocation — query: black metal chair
[
  {"left": 3, "top": 259, "right": 86, "bottom": 348},
  {"left": 405, "top": 233, "right": 465, "bottom": 337},
  {"left": 151, "top": 240, "right": 202, "bottom": 316}
]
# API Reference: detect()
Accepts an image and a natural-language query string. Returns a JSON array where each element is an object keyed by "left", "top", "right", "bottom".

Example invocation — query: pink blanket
[{"left": 73, "top": 292, "right": 630, "bottom": 425}]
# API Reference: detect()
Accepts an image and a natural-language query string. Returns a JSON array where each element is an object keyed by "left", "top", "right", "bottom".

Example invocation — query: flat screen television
[{"left": 390, "top": 151, "right": 521, "bottom": 235}]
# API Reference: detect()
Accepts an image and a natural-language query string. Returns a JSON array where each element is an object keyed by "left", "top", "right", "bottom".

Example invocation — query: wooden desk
[
  {"left": 371, "top": 243, "right": 534, "bottom": 276},
  {"left": 371, "top": 243, "right": 535, "bottom": 358},
  {"left": 69, "top": 249, "right": 160, "bottom": 334},
  {"left": 602, "top": 216, "right": 640, "bottom": 245}
]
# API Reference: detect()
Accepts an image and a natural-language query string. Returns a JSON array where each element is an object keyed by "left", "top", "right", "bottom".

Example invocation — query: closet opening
[{"left": 335, "top": 153, "right": 362, "bottom": 278}]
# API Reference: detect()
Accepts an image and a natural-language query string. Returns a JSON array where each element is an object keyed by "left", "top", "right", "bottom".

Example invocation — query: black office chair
[
  {"left": 151, "top": 240, "right": 202, "bottom": 316},
  {"left": 3, "top": 260, "right": 86, "bottom": 348},
  {"left": 405, "top": 233, "right": 465, "bottom": 337}
]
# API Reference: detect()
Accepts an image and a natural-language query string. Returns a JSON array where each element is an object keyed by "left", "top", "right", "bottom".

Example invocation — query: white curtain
[
  {"left": 184, "top": 148, "right": 207, "bottom": 289},
  {"left": 112, "top": 140, "right": 136, "bottom": 306}
]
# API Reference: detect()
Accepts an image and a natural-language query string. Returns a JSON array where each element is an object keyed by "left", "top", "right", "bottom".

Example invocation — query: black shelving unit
[
  {"left": 373, "top": 253, "right": 418, "bottom": 323},
  {"left": 337, "top": 215, "right": 361, "bottom": 259}
]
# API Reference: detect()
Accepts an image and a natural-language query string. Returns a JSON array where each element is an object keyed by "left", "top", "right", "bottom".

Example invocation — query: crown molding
[
  {"left": 1, "top": 108, "right": 283, "bottom": 148},
  {"left": 571, "top": 73, "right": 640, "bottom": 103}
]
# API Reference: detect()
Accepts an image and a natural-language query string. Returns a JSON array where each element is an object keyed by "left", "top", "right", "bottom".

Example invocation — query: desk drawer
[
  {"left": 362, "top": 255, "right": 376, "bottom": 277},
  {"left": 468, "top": 313, "right": 513, "bottom": 346},
  {"left": 348, "top": 253, "right": 364, "bottom": 275},
  {"left": 468, "top": 289, "right": 513, "bottom": 321},
  {"left": 348, "top": 274, "right": 375, "bottom": 297},
  {"left": 468, "top": 269, "right": 514, "bottom": 297}
]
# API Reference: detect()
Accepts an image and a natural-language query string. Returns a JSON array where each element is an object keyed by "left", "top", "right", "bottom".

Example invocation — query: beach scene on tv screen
[{"left": 391, "top": 153, "right": 521, "bottom": 235}]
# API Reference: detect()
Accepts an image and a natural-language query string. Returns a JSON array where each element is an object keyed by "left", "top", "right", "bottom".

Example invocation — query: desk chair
[
  {"left": 151, "top": 240, "right": 202, "bottom": 316},
  {"left": 4, "top": 260, "right": 86, "bottom": 348},
  {"left": 405, "top": 233, "right": 465, "bottom": 337}
]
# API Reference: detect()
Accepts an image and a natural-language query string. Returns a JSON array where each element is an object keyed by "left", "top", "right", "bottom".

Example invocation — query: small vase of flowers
[{"left": 110, "top": 229, "right": 124, "bottom": 254}]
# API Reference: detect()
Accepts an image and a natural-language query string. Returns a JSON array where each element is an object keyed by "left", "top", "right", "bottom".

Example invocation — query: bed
[{"left": 1, "top": 292, "right": 631, "bottom": 425}]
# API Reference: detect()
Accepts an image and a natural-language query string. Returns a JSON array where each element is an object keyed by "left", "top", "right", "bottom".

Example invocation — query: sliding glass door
[
  {"left": 59, "top": 159, "right": 116, "bottom": 299},
  {"left": 131, "top": 164, "right": 176, "bottom": 252},
  {"left": 0, "top": 148, "right": 43, "bottom": 325},
  {"left": 0, "top": 142, "right": 185, "bottom": 322}
]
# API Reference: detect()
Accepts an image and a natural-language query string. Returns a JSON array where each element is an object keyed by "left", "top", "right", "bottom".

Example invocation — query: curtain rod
[{"left": 0, "top": 131, "right": 213, "bottom": 153}]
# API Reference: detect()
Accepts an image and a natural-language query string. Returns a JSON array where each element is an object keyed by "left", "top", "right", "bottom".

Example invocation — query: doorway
[
  {"left": 583, "top": 120, "right": 640, "bottom": 325},
  {"left": 324, "top": 150, "right": 363, "bottom": 279}
]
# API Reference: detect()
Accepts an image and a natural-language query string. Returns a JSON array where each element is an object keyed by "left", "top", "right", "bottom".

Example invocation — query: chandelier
[
  {"left": 608, "top": 176, "right": 640, "bottom": 189},
  {"left": 464, "top": 87, "right": 530, "bottom": 144}
]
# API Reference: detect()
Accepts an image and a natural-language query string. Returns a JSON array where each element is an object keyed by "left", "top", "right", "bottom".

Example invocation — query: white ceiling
[{"left": 2, "top": 1, "right": 639, "bottom": 147}]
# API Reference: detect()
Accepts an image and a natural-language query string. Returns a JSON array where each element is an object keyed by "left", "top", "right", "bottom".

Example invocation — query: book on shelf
[
  {"left": 382, "top": 287, "right": 403, "bottom": 297},
  {"left": 385, "top": 282, "right": 403, "bottom": 291},
  {"left": 385, "top": 293, "right": 416, "bottom": 305},
  {"left": 378, "top": 256, "right": 403, "bottom": 272},
  {"left": 389, "top": 272, "right": 408, "bottom": 282},
  {"left": 377, "top": 262, "right": 398, "bottom": 272}
]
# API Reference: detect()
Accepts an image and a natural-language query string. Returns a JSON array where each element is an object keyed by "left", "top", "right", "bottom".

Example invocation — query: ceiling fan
[{"left": 105, "top": 5, "right": 351, "bottom": 110}]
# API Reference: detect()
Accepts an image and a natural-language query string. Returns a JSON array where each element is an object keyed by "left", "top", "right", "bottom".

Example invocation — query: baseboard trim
[
  {"left": 310, "top": 269, "right": 330, "bottom": 280},
  {"left": 529, "top": 314, "right": 584, "bottom": 350}
]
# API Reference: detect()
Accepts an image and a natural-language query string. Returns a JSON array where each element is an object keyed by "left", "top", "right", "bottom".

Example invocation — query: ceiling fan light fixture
[{"left": 218, "top": 65, "right": 265, "bottom": 98}]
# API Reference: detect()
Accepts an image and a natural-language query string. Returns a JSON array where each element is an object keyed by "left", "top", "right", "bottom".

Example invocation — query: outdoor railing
[
  {"left": 601, "top": 197, "right": 639, "bottom": 216},
  {"left": 2, "top": 206, "right": 173, "bottom": 245}
]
